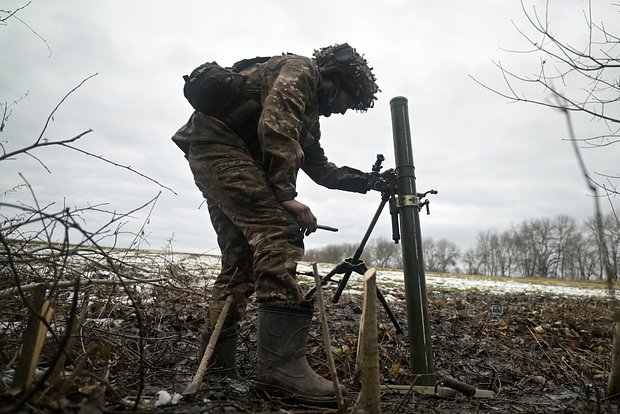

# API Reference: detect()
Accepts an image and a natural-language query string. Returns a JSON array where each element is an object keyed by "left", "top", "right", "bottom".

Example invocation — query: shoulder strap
[{"left": 231, "top": 56, "right": 271, "bottom": 72}]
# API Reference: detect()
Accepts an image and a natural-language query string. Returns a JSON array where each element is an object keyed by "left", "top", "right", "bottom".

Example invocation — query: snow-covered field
[{"left": 159, "top": 251, "right": 618, "bottom": 300}]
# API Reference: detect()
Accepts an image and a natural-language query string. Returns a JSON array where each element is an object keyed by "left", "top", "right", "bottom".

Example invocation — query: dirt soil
[{"left": 1, "top": 276, "right": 619, "bottom": 413}]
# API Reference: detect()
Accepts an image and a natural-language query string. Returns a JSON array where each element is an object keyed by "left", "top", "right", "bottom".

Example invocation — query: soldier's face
[
  {"left": 320, "top": 78, "right": 356, "bottom": 117},
  {"left": 329, "top": 89, "right": 355, "bottom": 115}
]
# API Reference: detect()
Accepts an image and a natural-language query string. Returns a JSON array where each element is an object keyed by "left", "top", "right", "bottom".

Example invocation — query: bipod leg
[
  {"left": 332, "top": 196, "right": 389, "bottom": 303},
  {"left": 376, "top": 287, "right": 403, "bottom": 334},
  {"left": 337, "top": 260, "right": 404, "bottom": 334},
  {"left": 304, "top": 262, "right": 349, "bottom": 300}
]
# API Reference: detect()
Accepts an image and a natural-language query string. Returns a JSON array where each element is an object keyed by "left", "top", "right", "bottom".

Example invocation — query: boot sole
[{"left": 252, "top": 380, "right": 340, "bottom": 407}]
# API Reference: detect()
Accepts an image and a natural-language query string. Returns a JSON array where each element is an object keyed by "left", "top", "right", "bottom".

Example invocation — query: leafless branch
[
  {"left": 473, "top": 0, "right": 620, "bottom": 128},
  {"left": 61, "top": 144, "right": 178, "bottom": 195},
  {"left": 35, "top": 75, "right": 97, "bottom": 145},
  {"left": 0, "top": 130, "right": 92, "bottom": 162},
  {"left": 552, "top": 94, "right": 616, "bottom": 287},
  {"left": 1, "top": 74, "right": 176, "bottom": 195},
  {"left": 0, "top": 191, "right": 163, "bottom": 411},
  {"left": 0, "top": 75, "right": 96, "bottom": 168},
  {"left": 0, "top": 2, "right": 52, "bottom": 57},
  {"left": 0, "top": 1, "right": 31, "bottom": 23},
  {"left": 1, "top": 94, "right": 29, "bottom": 135}
]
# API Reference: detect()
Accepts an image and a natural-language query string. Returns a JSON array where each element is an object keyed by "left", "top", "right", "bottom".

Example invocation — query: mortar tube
[{"left": 390, "top": 96, "right": 436, "bottom": 386}]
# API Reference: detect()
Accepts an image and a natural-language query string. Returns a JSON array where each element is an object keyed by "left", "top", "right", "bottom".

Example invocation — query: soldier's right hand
[{"left": 281, "top": 199, "right": 318, "bottom": 236}]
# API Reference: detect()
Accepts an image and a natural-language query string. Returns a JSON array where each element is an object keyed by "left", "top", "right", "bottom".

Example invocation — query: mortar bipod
[{"left": 304, "top": 257, "right": 403, "bottom": 334}]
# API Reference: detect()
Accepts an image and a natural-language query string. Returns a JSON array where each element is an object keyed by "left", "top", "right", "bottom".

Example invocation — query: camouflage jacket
[{"left": 172, "top": 54, "right": 370, "bottom": 201}]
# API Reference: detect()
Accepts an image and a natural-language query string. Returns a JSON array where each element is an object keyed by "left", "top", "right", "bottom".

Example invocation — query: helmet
[{"left": 313, "top": 43, "right": 380, "bottom": 112}]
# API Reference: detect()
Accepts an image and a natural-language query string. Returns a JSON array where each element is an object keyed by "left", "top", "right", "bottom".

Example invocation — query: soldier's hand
[
  {"left": 281, "top": 199, "right": 318, "bottom": 236},
  {"left": 381, "top": 168, "right": 396, "bottom": 182},
  {"left": 368, "top": 168, "right": 396, "bottom": 192}
]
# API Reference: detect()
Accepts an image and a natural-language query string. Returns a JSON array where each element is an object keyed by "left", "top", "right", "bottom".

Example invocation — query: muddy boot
[
  {"left": 198, "top": 324, "right": 240, "bottom": 380},
  {"left": 254, "top": 301, "right": 346, "bottom": 406}
]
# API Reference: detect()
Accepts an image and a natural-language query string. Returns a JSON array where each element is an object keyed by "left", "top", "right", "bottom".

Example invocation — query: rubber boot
[
  {"left": 197, "top": 324, "right": 240, "bottom": 380},
  {"left": 254, "top": 301, "right": 346, "bottom": 406}
]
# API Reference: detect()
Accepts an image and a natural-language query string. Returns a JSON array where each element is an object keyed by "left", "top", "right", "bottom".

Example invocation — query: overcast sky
[{"left": 1, "top": 1, "right": 617, "bottom": 256}]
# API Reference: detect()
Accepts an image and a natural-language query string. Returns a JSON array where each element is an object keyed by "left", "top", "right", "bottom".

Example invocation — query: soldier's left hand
[
  {"left": 368, "top": 168, "right": 396, "bottom": 192},
  {"left": 381, "top": 168, "right": 396, "bottom": 182},
  {"left": 281, "top": 199, "right": 317, "bottom": 236}
]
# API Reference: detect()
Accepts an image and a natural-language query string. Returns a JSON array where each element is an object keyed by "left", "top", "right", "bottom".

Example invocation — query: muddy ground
[{"left": 1, "top": 272, "right": 619, "bottom": 413}]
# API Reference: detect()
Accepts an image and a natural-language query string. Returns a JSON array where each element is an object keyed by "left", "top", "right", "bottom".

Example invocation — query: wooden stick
[
  {"left": 312, "top": 263, "right": 347, "bottom": 412},
  {"left": 183, "top": 295, "right": 233, "bottom": 396},
  {"left": 608, "top": 309, "right": 620, "bottom": 397},
  {"left": 12, "top": 286, "right": 55, "bottom": 390},
  {"left": 48, "top": 291, "right": 91, "bottom": 387},
  {"left": 354, "top": 267, "right": 381, "bottom": 413}
]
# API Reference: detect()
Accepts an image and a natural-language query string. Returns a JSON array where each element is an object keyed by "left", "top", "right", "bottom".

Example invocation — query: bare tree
[
  {"left": 473, "top": 0, "right": 619, "bottom": 170},
  {"left": 433, "top": 239, "right": 461, "bottom": 273},
  {"left": 466, "top": 214, "right": 614, "bottom": 279},
  {"left": 304, "top": 242, "right": 373, "bottom": 265},
  {"left": 422, "top": 237, "right": 460, "bottom": 273},
  {"left": 474, "top": 231, "right": 493, "bottom": 276},
  {"left": 462, "top": 247, "right": 482, "bottom": 275},
  {"left": 473, "top": 230, "right": 515, "bottom": 276},
  {"left": 422, "top": 237, "right": 437, "bottom": 272},
  {"left": 551, "top": 214, "right": 578, "bottom": 278},
  {"left": 566, "top": 230, "right": 599, "bottom": 280},
  {"left": 473, "top": 0, "right": 619, "bottom": 275},
  {"left": 603, "top": 213, "right": 620, "bottom": 278},
  {"left": 498, "top": 230, "right": 516, "bottom": 276},
  {"left": 482, "top": 0, "right": 620, "bottom": 369},
  {"left": 370, "top": 237, "right": 400, "bottom": 269}
]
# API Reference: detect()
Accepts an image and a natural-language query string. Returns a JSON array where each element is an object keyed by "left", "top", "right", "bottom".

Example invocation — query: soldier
[{"left": 172, "top": 43, "right": 388, "bottom": 405}]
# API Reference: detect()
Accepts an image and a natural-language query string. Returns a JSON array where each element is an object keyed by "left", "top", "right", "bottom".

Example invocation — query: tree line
[{"left": 303, "top": 213, "right": 619, "bottom": 280}]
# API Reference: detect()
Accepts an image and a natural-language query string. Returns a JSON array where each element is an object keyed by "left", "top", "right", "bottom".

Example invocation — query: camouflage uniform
[{"left": 172, "top": 55, "right": 371, "bottom": 329}]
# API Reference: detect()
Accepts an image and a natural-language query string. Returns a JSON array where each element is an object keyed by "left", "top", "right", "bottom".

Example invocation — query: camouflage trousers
[{"left": 188, "top": 141, "right": 305, "bottom": 329}]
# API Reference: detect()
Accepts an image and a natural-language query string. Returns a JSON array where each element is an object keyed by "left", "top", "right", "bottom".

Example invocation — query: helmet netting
[{"left": 313, "top": 43, "right": 380, "bottom": 111}]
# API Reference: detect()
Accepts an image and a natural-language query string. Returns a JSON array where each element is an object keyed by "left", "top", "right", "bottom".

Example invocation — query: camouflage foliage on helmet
[{"left": 313, "top": 43, "right": 380, "bottom": 112}]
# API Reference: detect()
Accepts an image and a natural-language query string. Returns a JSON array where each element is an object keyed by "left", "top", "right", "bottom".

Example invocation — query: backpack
[{"left": 182, "top": 56, "right": 270, "bottom": 116}]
